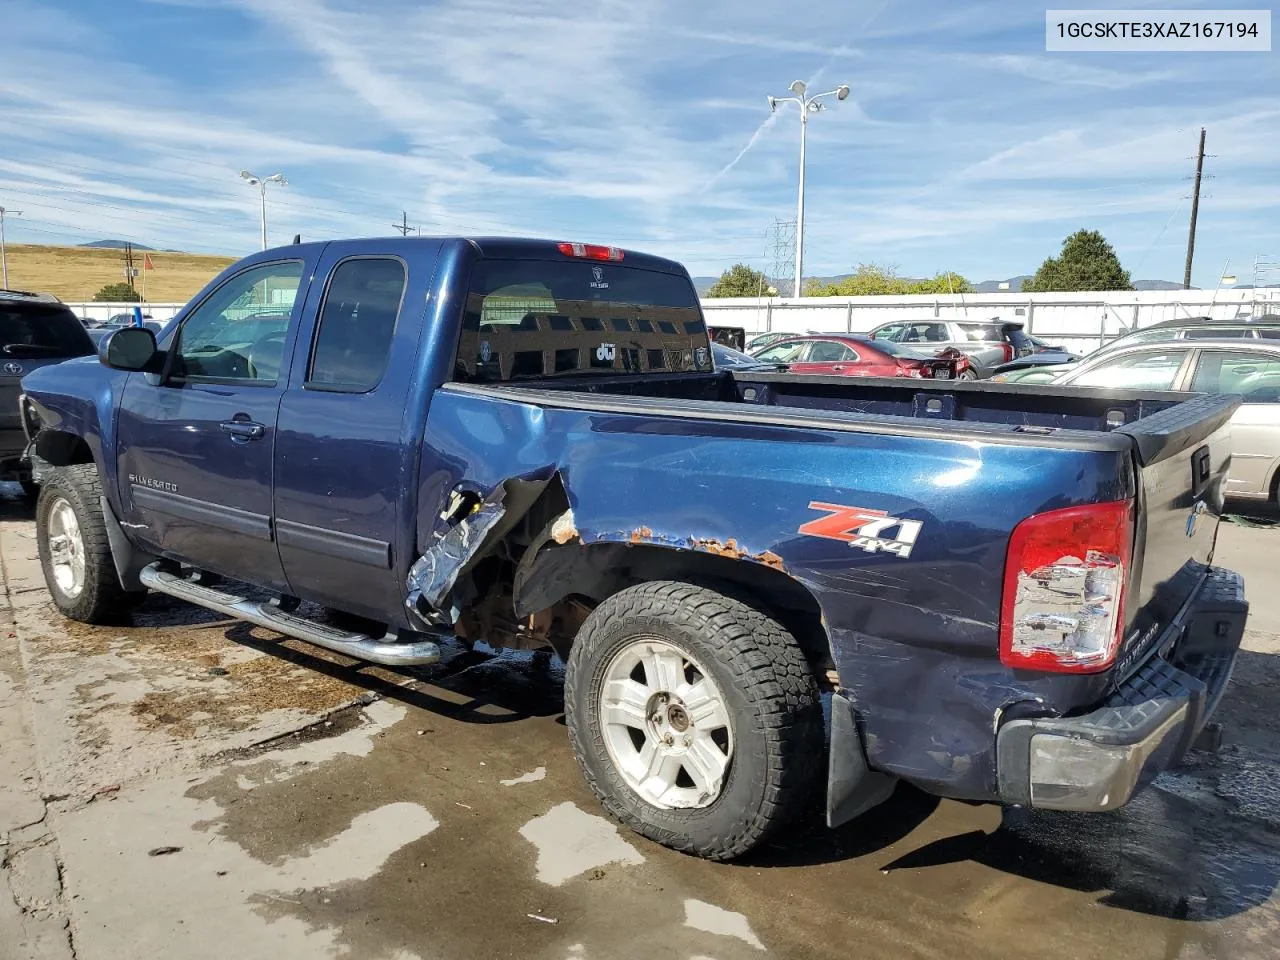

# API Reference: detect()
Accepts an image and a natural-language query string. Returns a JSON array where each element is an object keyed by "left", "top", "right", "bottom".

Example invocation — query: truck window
[
  {"left": 455, "top": 259, "right": 709, "bottom": 382},
  {"left": 307, "top": 258, "right": 407, "bottom": 393},
  {"left": 172, "top": 260, "right": 303, "bottom": 384},
  {"left": 0, "top": 303, "right": 95, "bottom": 358}
]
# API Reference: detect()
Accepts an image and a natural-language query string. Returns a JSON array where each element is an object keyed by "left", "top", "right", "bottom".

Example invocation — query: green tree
[
  {"left": 808, "top": 264, "right": 973, "bottom": 296},
  {"left": 705, "top": 264, "right": 772, "bottom": 298},
  {"left": 1024, "top": 229, "right": 1133, "bottom": 292},
  {"left": 93, "top": 282, "right": 144, "bottom": 302},
  {"left": 909, "top": 271, "right": 974, "bottom": 295},
  {"left": 809, "top": 264, "right": 909, "bottom": 296}
]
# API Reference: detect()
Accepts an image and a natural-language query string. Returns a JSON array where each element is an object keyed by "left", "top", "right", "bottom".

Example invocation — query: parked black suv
[{"left": 0, "top": 290, "right": 96, "bottom": 493}]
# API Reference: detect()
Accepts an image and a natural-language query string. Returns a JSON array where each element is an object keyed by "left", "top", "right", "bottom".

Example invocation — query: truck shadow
[
  {"left": 220, "top": 622, "right": 566, "bottom": 725},
  {"left": 874, "top": 647, "right": 1280, "bottom": 921}
]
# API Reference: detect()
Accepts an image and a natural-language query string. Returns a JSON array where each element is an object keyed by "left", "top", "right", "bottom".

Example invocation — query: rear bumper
[{"left": 996, "top": 567, "right": 1246, "bottom": 812}]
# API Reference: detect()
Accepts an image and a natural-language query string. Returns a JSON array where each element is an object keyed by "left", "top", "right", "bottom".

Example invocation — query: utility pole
[
  {"left": 1183, "top": 126, "right": 1206, "bottom": 290},
  {"left": 767, "top": 81, "right": 851, "bottom": 297},
  {"left": 123, "top": 242, "right": 136, "bottom": 292},
  {"left": 0, "top": 206, "right": 21, "bottom": 289},
  {"left": 239, "top": 171, "right": 287, "bottom": 250},
  {"left": 392, "top": 211, "right": 415, "bottom": 236}
]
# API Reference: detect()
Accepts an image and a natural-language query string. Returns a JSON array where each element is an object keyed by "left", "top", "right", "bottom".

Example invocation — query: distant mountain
[
  {"left": 78, "top": 240, "right": 156, "bottom": 251},
  {"left": 973, "top": 275, "right": 1033, "bottom": 293},
  {"left": 961, "top": 276, "right": 1189, "bottom": 293}
]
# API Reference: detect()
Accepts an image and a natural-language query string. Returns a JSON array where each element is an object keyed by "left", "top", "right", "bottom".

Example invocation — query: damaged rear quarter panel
[{"left": 417, "top": 386, "right": 1133, "bottom": 799}]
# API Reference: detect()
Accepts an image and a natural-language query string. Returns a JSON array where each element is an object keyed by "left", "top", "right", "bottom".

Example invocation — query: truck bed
[{"left": 481, "top": 369, "right": 1229, "bottom": 465}]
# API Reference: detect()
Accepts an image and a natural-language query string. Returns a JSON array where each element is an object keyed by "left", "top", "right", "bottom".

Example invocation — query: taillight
[
  {"left": 557, "top": 242, "right": 624, "bottom": 261},
  {"left": 919, "top": 365, "right": 933, "bottom": 377},
  {"left": 1000, "top": 500, "right": 1133, "bottom": 673},
  {"left": 1000, "top": 343, "right": 1015, "bottom": 364}
]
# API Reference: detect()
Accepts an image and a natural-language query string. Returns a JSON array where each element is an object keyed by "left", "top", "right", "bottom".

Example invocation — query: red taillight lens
[
  {"left": 919, "top": 365, "right": 933, "bottom": 377},
  {"left": 1000, "top": 343, "right": 1015, "bottom": 364},
  {"left": 557, "top": 242, "right": 624, "bottom": 261},
  {"left": 1000, "top": 500, "right": 1133, "bottom": 673}
]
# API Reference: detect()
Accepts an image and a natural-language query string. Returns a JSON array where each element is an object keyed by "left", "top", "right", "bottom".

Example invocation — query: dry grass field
[{"left": 3, "top": 244, "right": 237, "bottom": 304}]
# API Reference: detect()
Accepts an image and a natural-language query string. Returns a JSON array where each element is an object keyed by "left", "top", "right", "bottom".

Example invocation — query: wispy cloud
[{"left": 0, "top": 0, "right": 1277, "bottom": 288}]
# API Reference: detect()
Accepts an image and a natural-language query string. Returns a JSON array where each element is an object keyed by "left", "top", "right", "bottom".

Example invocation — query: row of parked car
[
  {"left": 713, "top": 313, "right": 1280, "bottom": 505},
  {"left": 5, "top": 284, "right": 1279, "bottom": 507}
]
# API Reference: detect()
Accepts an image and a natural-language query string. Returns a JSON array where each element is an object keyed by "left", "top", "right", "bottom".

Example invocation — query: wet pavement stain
[{"left": 6, "top": 496, "right": 1280, "bottom": 960}]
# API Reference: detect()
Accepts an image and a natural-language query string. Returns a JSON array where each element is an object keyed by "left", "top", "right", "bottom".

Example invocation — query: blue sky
[{"left": 1, "top": 0, "right": 1277, "bottom": 286}]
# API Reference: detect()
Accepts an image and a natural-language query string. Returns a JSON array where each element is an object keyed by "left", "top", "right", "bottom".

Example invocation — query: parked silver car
[
  {"left": 1053, "top": 339, "right": 1280, "bottom": 503},
  {"left": 867, "top": 318, "right": 1033, "bottom": 378}
]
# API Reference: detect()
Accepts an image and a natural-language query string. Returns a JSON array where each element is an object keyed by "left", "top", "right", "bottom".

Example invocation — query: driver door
[{"left": 115, "top": 257, "right": 314, "bottom": 591}]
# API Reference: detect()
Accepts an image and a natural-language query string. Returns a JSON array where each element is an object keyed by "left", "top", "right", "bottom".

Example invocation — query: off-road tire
[
  {"left": 564, "top": 581, "right": 823, "bottom": 861},
  {"left": 36, "top": 464, "right": 143, "bottom": 623}
]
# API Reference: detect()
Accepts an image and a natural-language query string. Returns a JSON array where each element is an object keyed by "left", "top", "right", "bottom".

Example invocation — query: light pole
[
  {"left": 768, "top": 81, "right": 849, "bottom": 297},
  {"left": 0, "top": 206, "right": 21, "bottom": 289},
  {"left": 239, "top": 171, "right": 287, "bottom": 250}
]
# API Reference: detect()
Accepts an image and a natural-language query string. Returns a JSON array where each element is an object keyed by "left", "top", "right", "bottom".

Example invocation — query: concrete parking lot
[{"left": 2, "top": 488, "right": 1278, "bottom": 960}]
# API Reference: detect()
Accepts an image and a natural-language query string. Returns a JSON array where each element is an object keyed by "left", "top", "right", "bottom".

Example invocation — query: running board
[{"left": 138, "top": 562, "right": 444, "bottom": 667}]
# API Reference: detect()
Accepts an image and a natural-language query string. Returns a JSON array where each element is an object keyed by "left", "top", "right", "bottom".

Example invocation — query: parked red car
[{"left": 750, "top": 334, "right": 973, "bottom": 380}]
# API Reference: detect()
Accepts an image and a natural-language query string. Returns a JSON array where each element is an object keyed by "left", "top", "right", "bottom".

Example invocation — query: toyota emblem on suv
[{"left": 2, "top": 362, "right": 23, "bottom": 376}]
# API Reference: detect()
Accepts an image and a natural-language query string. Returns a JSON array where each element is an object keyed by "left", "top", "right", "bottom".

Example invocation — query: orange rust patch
[
  {"left": 690, "top": 538, "right": 785, "bottom": 570},
  {"left": 630, "top": 526, "right": 654, "bottom": 544},
  {"left": 755, "top": 550, "right": 785, "bottom": 570},
  {"left": 550, "top": 512, "right": 579, "bottom": 544}
]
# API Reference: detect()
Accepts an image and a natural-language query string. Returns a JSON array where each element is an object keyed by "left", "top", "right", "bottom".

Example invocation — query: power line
[
  {"left": 391, "top": 210, "right": 415, "bottom": 236},
  {"left": 767, "top": 218, "right": 796, "bottom": 295},
  {"left": 1183, "top": 126, "right": 1206, "bottom": 290}
]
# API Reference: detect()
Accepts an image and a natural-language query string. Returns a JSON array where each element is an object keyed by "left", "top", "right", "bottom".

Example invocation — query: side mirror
[{"left": 100, "top": 327, "right": 159, "bottom": 372}]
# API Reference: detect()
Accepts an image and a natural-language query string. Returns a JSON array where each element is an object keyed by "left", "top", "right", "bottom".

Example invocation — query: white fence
[
  {"left": 702, "top": 289, "right": 1280, "bottom": 354},
  {"left": 67, "top": 288, "right": 1280, "bottom": 356},
  {"left": 68, "top": 302, "right": 186, "bottom": 323}
]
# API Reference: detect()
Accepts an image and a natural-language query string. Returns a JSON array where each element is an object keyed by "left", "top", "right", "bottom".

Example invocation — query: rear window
[
  {"left": 0, "top": 303, "right": 95, "bottom": 358},
  {"left": 454, "top": 259, "right": 710, "bottom": 382}
]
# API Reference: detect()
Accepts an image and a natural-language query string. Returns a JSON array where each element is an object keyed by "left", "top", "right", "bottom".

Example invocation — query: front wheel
[
  {"left": 564, "top": 581, "right": 823, "bottom": 860},
  {"left": 36, "top": 465, "right": 144, "bottom": 623}
]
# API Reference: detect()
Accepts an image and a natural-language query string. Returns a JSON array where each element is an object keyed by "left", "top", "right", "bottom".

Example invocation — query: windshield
[
  {"left": 454, "top": 259, "right": 709, "bottom": 382},
  {"left": 0, "top": 304, "right": 96, "bottom": 358}
]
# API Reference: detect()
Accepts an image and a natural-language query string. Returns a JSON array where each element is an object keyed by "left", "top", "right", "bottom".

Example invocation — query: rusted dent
[
  {"left": 689, "top": 537, "right": 787, "bottom": 571},
  {"left": 629, "top": 525, "right": 654, "bottom": 544},
  {"left": 550, "top": 509, "right": 579, "bottom": 545}
]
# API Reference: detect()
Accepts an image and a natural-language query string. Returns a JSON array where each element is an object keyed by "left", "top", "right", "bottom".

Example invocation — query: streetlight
[
  {"left": 768, "top": 80, "right": 849, "bottom": 297},
  {"left": 240, "top": 170, "right": 287, "bottom": 250}
]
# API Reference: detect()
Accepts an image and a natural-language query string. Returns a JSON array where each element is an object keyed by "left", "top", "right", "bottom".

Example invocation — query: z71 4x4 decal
[{"left": 798, "top": 501, "right": 922, "bottom": 559}]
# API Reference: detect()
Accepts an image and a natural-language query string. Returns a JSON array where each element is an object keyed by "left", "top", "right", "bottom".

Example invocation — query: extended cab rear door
[
  {"left": 272, "top": 239, "right": 441, "bottom": 621},
  {"left": 116, "top": 253, "right": 319, "bottom": 592}
]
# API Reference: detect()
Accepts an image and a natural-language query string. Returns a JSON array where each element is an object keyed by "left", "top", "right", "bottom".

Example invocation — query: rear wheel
[
  {"left": 36, "top": 465, "right": 144, "bottom": 623},
  {"left": 564, "top": 581, "right": 823, "bottom": 860},
  {"left": 959, "top": 368, "right": 979, "bottom": 381}
]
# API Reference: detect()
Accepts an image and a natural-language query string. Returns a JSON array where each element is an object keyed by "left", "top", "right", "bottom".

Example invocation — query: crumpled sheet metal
[{"left": 406, "top": 486, "right": 508, "bottom": 618}]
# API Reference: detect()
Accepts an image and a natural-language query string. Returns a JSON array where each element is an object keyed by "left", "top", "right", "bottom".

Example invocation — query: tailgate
[{"left": 1113, "top": 393, "right": 1241, "bottom": 676}]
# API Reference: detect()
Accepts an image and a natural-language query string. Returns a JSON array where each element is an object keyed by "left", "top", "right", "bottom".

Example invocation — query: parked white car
[{"left": 1049, "top": 339, "right": 1280, "bottom": 503}]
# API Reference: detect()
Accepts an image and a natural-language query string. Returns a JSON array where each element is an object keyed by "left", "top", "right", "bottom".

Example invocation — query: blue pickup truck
[{"left": 19, "top": 237, "right": 1248, "bottom": 860}]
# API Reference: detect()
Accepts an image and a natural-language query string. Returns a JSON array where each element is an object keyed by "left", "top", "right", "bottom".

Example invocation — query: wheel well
[
  {"left": 515, "top": 540, "right": 831, "bottom": 667},
  {"left": 35, "top": 431, "right": 94, "bottom": 468}
]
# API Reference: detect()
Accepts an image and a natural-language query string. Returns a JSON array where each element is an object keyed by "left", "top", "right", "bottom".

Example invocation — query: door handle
[
  {"left": 831, "top": 365, "right": 845, "bottom": 372},
  {"left": 219, "top": 419, "right": 265, "bottom": 441}
]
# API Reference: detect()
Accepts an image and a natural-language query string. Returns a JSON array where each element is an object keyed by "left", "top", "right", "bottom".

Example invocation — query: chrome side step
[{"left": 139, "top": 562, "right": 444, "bottom": 667}]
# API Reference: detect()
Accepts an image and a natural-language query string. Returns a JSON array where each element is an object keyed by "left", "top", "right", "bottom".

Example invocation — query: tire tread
[{"left": 565, "top": 580, "right": 822, "bottom": 861}]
